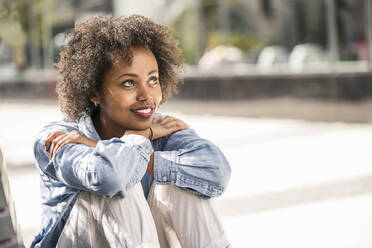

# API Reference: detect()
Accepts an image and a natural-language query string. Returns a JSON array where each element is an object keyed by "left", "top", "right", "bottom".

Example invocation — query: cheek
[
  {"left": 155, "top": 87, "right": 163, "bottom": 104},
  {"left": 101, "top": 90, "right": 133, "bottom": 111}
]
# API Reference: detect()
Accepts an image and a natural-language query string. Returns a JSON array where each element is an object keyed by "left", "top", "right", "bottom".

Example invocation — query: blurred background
[{"left": 1, "top": 0, "right": 372, "bottom": 247}]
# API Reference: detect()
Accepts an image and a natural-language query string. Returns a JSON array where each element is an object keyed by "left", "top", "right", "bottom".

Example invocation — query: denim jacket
[{"left": 30, "top": 114, "right": 231, "bottom": 248}]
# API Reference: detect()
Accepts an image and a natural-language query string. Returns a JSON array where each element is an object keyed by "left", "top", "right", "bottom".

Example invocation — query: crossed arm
[
  {"left": 45, "top": 115, "right": 189, "bottom": 175},
  {"left": 37, "top": 115, "right": 230, "bottom": 198}
]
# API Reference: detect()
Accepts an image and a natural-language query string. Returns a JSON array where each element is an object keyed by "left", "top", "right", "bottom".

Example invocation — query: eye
[
  {"left": 149, "top": 76, "right": 158, "bottom": 86},
  {"left": 121, "top": 80, "right": 135, "bottom": 87}
]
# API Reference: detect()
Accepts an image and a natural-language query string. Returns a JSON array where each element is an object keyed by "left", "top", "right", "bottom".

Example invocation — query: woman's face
[{"left": 95, "top": 46, "right": 162, "bottom": 136}]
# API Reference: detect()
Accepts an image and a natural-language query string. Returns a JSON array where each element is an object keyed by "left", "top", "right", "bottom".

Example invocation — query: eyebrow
[{"left": 117, "top": 70, "right": 158, "bottom": 79}]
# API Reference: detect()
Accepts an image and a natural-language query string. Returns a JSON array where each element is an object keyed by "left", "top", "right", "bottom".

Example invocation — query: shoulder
[
  {"left": 32, "top": 118, "right": 79, "bottom": 167},
  {"left": 36, "top": 118, "right": 79, "bottom": 140},
  {"left": 33, "top": 117, "right": 80, "bottom": 152}
]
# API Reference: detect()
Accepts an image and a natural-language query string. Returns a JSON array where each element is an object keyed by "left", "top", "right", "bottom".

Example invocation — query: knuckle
[{"left": 71, "top": 131, "right": 79, "bottom": 136}]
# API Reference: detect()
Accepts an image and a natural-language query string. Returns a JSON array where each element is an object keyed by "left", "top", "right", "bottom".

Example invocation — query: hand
[
  {"left": 123, "top": 115, "right": 189, "bottom": 140},
  {"left": 45, "top": 130, "right": 97, "bottom": 160},
  {"left": 145, "top": 115, "right": 189, "bottom": 175},
  {"left": 151, "top": 115, "right": 189, "bottom": 140}
]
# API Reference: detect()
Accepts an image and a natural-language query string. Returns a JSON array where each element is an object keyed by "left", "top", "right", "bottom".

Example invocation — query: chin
[{"left": 128, "top": 121, "right": 152, "bottom": 131}]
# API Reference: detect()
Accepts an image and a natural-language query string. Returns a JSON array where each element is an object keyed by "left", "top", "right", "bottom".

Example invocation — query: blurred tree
[
  {"left": 171, "top": 0, "right": 266, "bottom": 65},
  {"left": 171, "top": 8, "right": 200, "bottom": 64},
  {"left": 0, "top": 1, "right": 27, "bottom": 69},
  {"left": 208, "top": 31, "right": 265, "bottom": 58},
  {"left": 0, "top": 0, "right": 56, "bottom": 69}
]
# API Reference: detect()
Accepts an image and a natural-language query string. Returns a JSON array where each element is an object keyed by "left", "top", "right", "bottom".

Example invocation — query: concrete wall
[
  {"left": 176, "top": 71, "right": 372, "bottom": 101},
  {"left": 1, "top": 71, "right": 372, "bottom": 101}
]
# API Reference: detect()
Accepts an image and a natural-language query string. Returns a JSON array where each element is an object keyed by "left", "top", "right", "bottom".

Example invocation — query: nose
[{"left": 136, "top": 84, "right": 152, "bottom": 102}]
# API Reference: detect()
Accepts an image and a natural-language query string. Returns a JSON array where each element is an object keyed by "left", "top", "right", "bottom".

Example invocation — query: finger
[
  {"left": 45, "top": 131, "right": 66, "bottom": 151},
  {"left": 163, "top": 117, "right": 188, "bottom": 129},
  {"left": 174, "top": 119, "right": 189, "bottom": 129},
  {"left": 49, "top": 134, "right": 67, "bottom": 160},
  {"left": 45, "top": 133, "right": 58, "bottom": 151},
  {"left": 51, "top": 141, "right": 65, "bottom": 159},
  {"left": 52, "top": 136, "right": 70, "bottom": 158},
  {"left": 46, "top": 131, "right": 66, "bottom": 142},
  {"left": 164, "top": 119, "right": 187, "bottom": 128},
  {"left": 159, "top": 115, "right": 173, "bottom": 124},
  {"left": 160, "top": 117, "right": 178, "bottom": 126},
  {"left": 166, "top": 121, "right": 189, "bottom": 132},
  {"left": 152, "top": 115, "right": 162, "bottom": 124},
  {"left": 49, "top": 139, "right": 57, "bottom": 160}
]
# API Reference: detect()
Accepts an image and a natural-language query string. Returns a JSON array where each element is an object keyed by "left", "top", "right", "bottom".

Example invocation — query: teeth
[{"left": 136, "top": 108, "right": 151, "bottom": 113}]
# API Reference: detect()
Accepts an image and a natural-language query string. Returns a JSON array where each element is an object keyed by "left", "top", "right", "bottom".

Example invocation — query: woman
[{"left": 31, "top": 15, "right": 231, "bottom": 248}]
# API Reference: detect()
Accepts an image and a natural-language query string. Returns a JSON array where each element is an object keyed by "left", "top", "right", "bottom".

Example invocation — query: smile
[
  {"left": 135, "top": 108, "right": 151, "bottom": 114},
  {"left": 131, "top": 106, "right": 154, "bottom": 118}
]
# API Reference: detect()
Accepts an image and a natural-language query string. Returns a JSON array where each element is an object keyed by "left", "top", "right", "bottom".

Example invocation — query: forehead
[
  {"left": 111, "top": 46, "right": 158, "bottom": 72},
  {"left": 101, "top": 46, "right": 159, "bottom": 87}
]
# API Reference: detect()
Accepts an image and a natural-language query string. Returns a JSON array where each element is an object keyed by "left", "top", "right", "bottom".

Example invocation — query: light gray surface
[
  {"left": 1, "top": 100, "right": 372, "bottom": 247},
  {"left": 0, "top": 148, "right": 24, "bottom": 247}
]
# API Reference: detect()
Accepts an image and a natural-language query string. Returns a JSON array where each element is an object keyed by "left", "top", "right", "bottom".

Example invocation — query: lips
[{"left": 131, "top": 106, "right": 154, "bottom": 118}]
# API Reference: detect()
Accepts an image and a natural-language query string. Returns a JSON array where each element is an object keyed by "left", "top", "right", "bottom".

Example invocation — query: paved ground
[{"left": 1, "top": 99, "right": 372, "bottom": 247}]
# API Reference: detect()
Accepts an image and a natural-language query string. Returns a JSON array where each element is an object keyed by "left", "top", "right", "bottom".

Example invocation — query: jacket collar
[{"left": 77, "top": 114, "right": 101, "bottom": 142}]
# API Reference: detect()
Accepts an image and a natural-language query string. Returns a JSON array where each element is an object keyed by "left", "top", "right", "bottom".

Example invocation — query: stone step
[
  {"left": 0, "top": 149, "right": 23, "bottom": 247},
  {"left": 221, "top": 193, "right": 372, "bottom": 248}
]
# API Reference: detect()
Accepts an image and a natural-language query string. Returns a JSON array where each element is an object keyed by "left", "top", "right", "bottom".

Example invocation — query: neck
[{"left": 92, "top": 109, "right": 126, "bottom": 140}]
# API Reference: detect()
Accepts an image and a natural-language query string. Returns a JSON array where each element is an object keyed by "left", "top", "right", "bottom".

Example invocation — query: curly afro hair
[{"left": 56, "top": 15, "right": 183, "bottom": 120}]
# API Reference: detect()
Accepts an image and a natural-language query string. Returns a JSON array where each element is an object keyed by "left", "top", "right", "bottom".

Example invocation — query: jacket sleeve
[
  {"left": 34, "top": 127, "right": 152, "bottom": 197},
  {"left": 153, "top": 129, "right": 231, "bottom": 199}
]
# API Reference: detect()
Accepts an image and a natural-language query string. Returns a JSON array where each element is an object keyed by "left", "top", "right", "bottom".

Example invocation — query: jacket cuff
[
  {"left": 120, "top": 134, "right": 154, "bottom": 161},
  {"left": 153, "top": 151, "right": 178, "bottom": 185}
]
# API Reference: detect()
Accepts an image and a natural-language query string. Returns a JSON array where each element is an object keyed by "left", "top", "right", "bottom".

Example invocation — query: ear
[{"left": 90, "top": 91, "right": 100, "bottom": 107}]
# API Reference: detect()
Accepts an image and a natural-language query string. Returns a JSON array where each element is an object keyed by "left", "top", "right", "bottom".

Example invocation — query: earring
[{"left": 92, "top": 100, "right": 99, "bottom": 107}]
